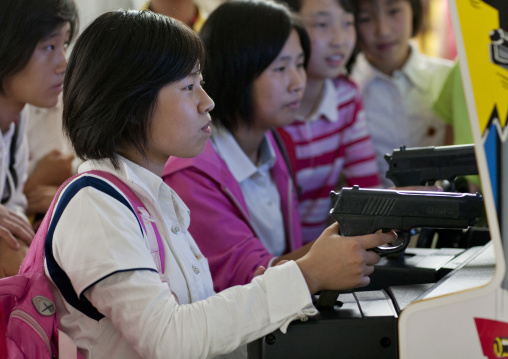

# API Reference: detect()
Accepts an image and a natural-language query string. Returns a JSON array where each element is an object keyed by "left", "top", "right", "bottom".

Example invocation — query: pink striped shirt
[{"left": 277, "top": 76, "right": 380, "bottom": 243}]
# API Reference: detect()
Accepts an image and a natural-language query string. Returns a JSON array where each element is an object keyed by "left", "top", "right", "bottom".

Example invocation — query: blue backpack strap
[{"left": 45, "top": 175, "right": 148, "bottom": 321}]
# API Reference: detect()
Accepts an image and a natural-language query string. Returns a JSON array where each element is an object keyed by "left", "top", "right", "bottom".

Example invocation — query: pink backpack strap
[
  {"left": 19, "top": 173, "right": 82, "bottom": 275},
  {"left": 21, "top": 170, "right": 166, "bottom": 274},
  {"left": 86, "top": 170, "right": 165, "bottom": 275},
  {"left": 27, "top": 170, "right": 166, "bottom": 321},
  {"left": 13, "top": 173, "right": 84, "bottom": 358},
  {"left": 12, "top": 171, "right": 165, "bottom": 359}
]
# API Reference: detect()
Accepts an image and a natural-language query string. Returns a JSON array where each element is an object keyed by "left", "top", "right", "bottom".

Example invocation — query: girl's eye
[
  {"left": 297, "top": 62, "right": 305, "bottom": 68},
  {"left": 357, "top": 13, "right": 371, "bottom": 23},
  {"left": 315, "top": 22, "right": 328, "bottom": 28},
  {"left": 45, "top": 44, "right": 55, "bottom": 51},
  {"left": 388, "top": 8, "right": 400, "bottom": 16},
  {"left": 185, "top": 84, "right": 194, "bottom": 91},
  {"left": 344, "top": 20, "right": 354, "bottom": 28},
  {"left": 274, "top": 66, "right": 285, "bottom": 72}
]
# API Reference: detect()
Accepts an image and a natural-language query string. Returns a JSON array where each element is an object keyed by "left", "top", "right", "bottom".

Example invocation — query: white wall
[
  {"left": 75, "top": 0, "right": 225, "bottom": 32},
  {"left": 74, "top": 0, "right": 135, "bottom": 32},
  {"left": 130, "top": 0, "right": 224, "bottom": 14}
]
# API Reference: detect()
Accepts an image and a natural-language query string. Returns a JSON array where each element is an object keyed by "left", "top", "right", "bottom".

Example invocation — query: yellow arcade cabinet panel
[{"left": 399, "top": 1, "right": 508, "bottom": 358}]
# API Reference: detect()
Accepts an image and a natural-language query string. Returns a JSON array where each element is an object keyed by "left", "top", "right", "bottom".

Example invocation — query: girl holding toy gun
[{"left": 41, "top": 3, "right": 396, "bottom": 357}]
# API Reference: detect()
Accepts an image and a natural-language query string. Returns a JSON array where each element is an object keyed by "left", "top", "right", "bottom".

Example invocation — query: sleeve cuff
[
  {"left": 262, "top": 260, "right": 318, "bottom": 332},
  {"left": 266, "top": 256, "right": 277, "bottom": 268}
]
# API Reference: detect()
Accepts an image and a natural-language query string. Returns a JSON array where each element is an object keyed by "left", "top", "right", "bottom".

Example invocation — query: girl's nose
[
  {"left": 289, "top": 68, "right": 306, "bottom": 93},
  {"left": 55, "top": 48, "right": 67, "bottom": 75},
  {"left": 375, "top": 15, "right": 390, "bottom": 36},
  {"left": 199, "top": 90, "right": 215, "bottom": 114},
  {"left": 330, "top": 25, "right": 345, "bottom": 48}
]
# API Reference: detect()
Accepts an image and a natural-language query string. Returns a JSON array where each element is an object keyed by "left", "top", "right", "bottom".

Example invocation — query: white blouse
[
  {"left": 45, "top": 156, "right": 316, "bottom": 359},
  {"left": 351, "top": 43, "right": 453, "bottom": 187}
]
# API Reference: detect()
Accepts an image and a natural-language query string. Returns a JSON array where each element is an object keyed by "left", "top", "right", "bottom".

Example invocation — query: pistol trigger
[{"left": 371, "top": 229, "right": 410, "bottom": 255}]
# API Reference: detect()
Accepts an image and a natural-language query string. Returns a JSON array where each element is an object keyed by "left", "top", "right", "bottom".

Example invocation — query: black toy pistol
[
  {"left": 329, "top": 186, "right": 484, "bottom": 255},
  {"left": 384, "top": 144, "right": 478, "bottom": 189}
]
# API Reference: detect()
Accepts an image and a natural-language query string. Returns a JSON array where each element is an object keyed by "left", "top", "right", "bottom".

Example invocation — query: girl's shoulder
[
  {"left": 409, "top": 46, "right": 454, "bottom": 72},
  {"left": 419, "top": 55, "right": 454, "bottom": 71},
  {"left": 408, "top": 50, "right": 454, "bottom": 94}
]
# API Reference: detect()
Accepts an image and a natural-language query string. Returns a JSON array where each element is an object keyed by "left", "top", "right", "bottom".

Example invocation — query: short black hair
[
  {"left": 350, "top": 0, "right": 422, "bottom": 37},
  {"left": 63, "top": 10, "right": 205, "bottom": 168},
  {"left": 200, "top": 0, "right": 310, "bottom": 132},
  {"left": 279, "top": 0, "right": 353, "bottom": 14},
  {"left": 0, "top": 0, "right": 78, "bottom": 94}
]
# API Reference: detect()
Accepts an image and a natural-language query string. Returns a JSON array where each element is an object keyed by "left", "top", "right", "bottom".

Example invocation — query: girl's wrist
[{"left": 295, "top": 257, "right": 320, "bottom": 295}]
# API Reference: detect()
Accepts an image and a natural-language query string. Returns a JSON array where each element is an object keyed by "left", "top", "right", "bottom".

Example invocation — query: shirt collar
[
  {"left": 398, "top": 41, "right": 427, "bottom": 91},
  {"left": 211, "top": 126, "right": 277, "bottom": 183},
  {"left": 303, "top": 79, "right": 339, "bottom": 123},
  {"left": 353, "top": 41, "right": 425, "bottom": 91},
  {"left": 1, "top": 121, "right": 15, "bottom": 143},
  {"left": 78, "top": 156, "right": 165, "bottom": 202},
  {"left": 78, "top": 157, "right": 191, "bottom": 229},
  {"left": 352, "top": 52, "right": 378, "bottom": 90}
]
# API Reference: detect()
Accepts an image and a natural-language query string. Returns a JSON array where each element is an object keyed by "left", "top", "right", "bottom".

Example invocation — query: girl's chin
[
  {"left": 29, "top": 97, "right": 59, "bottom": 109},
  {"left": 277, "top": 116, "right": 297, "bottom": 129},
  {"left": 175, "top": 142, "right": 208, "bottom": 159}
]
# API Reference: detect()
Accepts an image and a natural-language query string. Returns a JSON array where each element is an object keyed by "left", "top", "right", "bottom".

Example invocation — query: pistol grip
[{"left": 315, "top": 290, "right": 340, "bottom": 309}]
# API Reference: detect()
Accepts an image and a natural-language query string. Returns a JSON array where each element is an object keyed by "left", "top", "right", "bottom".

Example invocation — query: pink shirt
[{"left": 163, "top": 131, "right": 303, "bottom": 292}]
